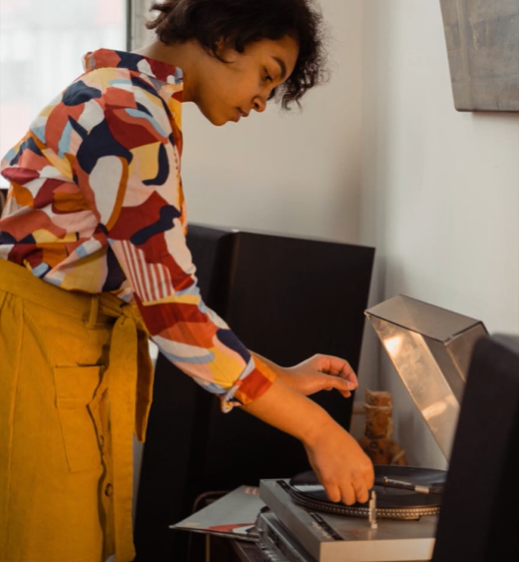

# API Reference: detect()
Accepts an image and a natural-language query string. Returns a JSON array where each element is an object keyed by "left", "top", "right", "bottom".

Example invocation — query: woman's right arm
[{"left": 243, "top": 375, "right": 374, "bottom": 505}]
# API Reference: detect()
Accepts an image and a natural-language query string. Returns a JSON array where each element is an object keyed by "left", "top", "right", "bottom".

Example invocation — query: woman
[{"left": 0, "top": 1, "right": 374, "bottom": 560}]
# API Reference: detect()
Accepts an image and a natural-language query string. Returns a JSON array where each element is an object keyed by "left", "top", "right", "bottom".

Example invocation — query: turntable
[{"left": 258, "top": 295, "right": 489, "bottom": 562}]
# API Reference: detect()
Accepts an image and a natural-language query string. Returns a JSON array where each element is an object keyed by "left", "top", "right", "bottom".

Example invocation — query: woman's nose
[{"left": 252, "top": 95, "right": 267, "bottom": 113}]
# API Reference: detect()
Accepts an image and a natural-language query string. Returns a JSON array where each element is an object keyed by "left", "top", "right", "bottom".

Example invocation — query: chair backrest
[{"left": 432, "top": 334, "right": 519, "bottom": 562}]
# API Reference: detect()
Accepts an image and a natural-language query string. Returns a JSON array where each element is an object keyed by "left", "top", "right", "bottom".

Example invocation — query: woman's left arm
[{"left": 250, "top": 351, "right": 358, "bottom": 398}]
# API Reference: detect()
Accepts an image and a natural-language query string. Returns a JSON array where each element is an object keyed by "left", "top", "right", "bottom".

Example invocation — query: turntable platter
[{"left": 289, "top": 465, "right": 446, "bottom": 520}]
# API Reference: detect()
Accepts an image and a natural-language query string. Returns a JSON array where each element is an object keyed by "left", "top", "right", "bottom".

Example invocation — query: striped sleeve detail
[{"left": 118, "top": 240, "right": 172, "bottom": 304}]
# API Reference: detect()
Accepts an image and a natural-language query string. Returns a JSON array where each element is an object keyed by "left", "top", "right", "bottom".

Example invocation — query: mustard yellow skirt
[{"left": 0, "top": 259, "right": 153, "bottom": 562}]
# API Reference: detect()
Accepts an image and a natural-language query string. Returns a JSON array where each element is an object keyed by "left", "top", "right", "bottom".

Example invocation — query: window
[{"left": 0, "top": 0, "right": 127, "bottom": 184}]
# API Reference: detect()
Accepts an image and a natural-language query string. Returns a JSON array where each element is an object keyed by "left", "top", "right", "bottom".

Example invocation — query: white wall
[{"left": 361, "top": 0, "right": 519, "bottom": 468}]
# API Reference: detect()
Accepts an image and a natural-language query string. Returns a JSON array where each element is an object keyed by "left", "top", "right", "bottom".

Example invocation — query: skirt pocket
[{"left": 53, "top": 365, "right": 103, "bottom": 472}]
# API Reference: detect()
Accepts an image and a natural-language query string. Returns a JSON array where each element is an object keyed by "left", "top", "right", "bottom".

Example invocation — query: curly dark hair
[{"left": 146, "top": 0, "right": 328, "bottom": 110}]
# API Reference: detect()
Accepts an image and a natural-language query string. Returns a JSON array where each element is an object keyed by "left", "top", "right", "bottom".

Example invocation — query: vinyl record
[{"left": 288, "top": 465, "right": 447, "bottom": 520}]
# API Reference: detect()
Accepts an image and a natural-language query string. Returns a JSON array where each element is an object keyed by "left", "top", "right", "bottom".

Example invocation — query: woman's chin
[{"left": 198, "top": 105, "right": 234, "bottom": 127}]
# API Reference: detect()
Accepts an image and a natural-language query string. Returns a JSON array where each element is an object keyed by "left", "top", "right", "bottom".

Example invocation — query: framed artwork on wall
[{"left": 440, "top": 0, "right": 519, "bottom": 112}]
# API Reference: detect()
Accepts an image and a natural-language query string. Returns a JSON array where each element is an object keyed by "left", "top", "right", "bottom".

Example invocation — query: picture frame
[{"left": 439, "top": 0, "right": 519, "bottom": 112}]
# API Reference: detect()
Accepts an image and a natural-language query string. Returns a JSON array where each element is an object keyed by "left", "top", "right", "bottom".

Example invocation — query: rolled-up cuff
[{"left": 220, "top": 357, "right": 277, "bottom": 413}]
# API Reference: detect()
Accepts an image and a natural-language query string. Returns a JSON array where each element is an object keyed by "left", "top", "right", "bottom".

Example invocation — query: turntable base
[{"left": 259, "top": 478, "right": 437, "bottom": 562}]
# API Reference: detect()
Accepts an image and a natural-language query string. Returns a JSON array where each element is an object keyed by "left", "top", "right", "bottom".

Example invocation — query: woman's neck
[{"left": 132, "top": 40, "right": 199, "bottom": 101}]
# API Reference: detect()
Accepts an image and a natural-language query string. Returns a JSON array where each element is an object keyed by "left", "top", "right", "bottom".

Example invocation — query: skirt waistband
[{"left": 0, "top": 258, "right": 142, "bottom": 327}]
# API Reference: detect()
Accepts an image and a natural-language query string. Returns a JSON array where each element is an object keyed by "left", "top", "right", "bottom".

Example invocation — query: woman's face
[{"left": 186, "top": 35, "right": 299, "bottom": 126}]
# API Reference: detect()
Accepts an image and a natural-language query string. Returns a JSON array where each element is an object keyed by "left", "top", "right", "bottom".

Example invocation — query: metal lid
[{"left": 365, "top": 295, "right": 488, "bottom": 460}]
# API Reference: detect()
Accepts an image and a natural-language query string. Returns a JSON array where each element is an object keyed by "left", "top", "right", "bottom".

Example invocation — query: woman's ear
[{"left": 212, "top": 37, "right": 238, "bottom": 62}]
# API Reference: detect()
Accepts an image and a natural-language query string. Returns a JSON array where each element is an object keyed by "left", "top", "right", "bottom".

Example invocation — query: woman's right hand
[
  {"left": 242, "top": 375, "right": 374, "bottom": 505},
  {"left": 303, "top": 418, "right": 374, "bottom": 505}
]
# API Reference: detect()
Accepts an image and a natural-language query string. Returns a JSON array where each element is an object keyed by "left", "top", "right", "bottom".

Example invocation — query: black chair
[
  {"left": 134, "top": 225, "right": 375, "bottom": 561},
  {"left": 432, "top": 334, "right": 519, "bottom": 561}
]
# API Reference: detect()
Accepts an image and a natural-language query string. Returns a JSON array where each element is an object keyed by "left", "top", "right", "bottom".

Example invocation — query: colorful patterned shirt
[{"left": 0, "top": 49, "right": 276, "bottom": 411}]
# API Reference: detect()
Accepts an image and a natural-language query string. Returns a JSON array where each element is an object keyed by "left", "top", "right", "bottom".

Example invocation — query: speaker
[
  {"left": 134, "top": 226, "right": 375, "bottom": 561},
  {"left": 198, "top": 230, "right": 375, "bottom": 489},
  {"left": 432, "top": 334, "right": 519, "bottom": 562}
]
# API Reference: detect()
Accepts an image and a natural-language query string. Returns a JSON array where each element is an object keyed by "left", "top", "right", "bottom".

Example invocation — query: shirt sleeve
[{"left": 72, "top": 79, "right": 277, "bottom": 412}]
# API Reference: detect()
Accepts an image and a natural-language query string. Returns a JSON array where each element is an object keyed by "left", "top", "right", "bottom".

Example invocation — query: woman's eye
[{"left": 264, "top": 72, "right": 273, "bottom": 83}]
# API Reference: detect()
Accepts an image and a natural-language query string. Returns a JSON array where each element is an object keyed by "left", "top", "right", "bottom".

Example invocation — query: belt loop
[{"left": 86, "top": 294, "right": 99, "bottom": 329}]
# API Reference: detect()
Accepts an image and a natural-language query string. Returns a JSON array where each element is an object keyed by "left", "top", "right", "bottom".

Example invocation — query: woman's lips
[{"left": 233, "top": 108, "right": 249, "bottom": 122}]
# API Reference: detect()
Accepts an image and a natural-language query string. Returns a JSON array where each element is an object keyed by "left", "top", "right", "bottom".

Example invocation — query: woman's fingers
[
  {"left": 316, "top": 355, "right": 358, "bottom": 387},
  {"left": 324, "top": 482, "right": 363, "bottom": 505},
  {"left": 320, "top": 373, "right": 354, "bottom": 394},
  {"left": 321, "top": 473, "right": 371, "bottom": 505},
  {"left": 352, "top": 480, "right": 370, "bottom": 504},
  {"left": 338, "top": 482, "right": 357, "bottom": 506},
  {"left": 323, "top": 483, "right": 341, "bottom": 503},
  {"left": 325, "top": 458, "right": 374, "bottom": 505}
]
